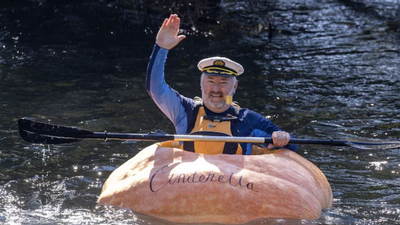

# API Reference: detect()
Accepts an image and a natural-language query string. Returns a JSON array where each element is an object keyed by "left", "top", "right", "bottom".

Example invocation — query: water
[{"left": 1, "top": 0, "right": 400, "bottom": 224}]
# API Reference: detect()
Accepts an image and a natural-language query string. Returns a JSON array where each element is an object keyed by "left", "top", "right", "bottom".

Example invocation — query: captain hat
[{"left": 197, "top": 56, "right": 244, "bottom": 77}]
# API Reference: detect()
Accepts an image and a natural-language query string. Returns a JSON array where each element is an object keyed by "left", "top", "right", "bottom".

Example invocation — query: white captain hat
[{"left": 197, "top": 56, "right": 244, "bottom": 77}]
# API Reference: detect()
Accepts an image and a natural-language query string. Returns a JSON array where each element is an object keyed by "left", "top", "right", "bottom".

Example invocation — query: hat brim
[{"left": 202, "top": 72, "right": 236, "bottom": 77}]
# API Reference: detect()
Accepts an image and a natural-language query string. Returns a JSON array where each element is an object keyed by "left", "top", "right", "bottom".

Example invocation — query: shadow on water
[{"left": 1, "top": 0, "right": 400, "bottom": 224}]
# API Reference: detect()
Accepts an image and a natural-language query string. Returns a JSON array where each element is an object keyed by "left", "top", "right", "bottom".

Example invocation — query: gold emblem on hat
[{"left": 213, "top": 60, "right": 225, "bottom": 66}]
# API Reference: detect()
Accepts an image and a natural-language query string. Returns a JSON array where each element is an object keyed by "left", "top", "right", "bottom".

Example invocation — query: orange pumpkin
[{"left": 98, "top": 141, "right": 332, "bottom": 224}]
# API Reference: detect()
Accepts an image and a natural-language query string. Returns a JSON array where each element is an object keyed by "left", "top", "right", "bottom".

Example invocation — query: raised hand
[{"left": 156, "top": 14, "right": 186, "bottom": 50}]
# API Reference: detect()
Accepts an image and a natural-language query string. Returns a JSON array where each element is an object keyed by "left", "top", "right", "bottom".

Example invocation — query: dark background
[{"left": 1, "top": 0, "right": 400, "bottom": 224}]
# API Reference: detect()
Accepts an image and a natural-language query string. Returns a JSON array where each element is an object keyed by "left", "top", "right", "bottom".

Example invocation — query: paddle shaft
[
  {"left": 18, "top": 118, "right": 400, "bottom": 149},
  {"left": 84, "top": 132, "right": 349, "bottom": 146}
]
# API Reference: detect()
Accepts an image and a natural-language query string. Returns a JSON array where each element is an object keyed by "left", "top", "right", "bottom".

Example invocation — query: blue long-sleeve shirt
[{"left": 146, "top": 44, "right": 299, "bottom": 154}]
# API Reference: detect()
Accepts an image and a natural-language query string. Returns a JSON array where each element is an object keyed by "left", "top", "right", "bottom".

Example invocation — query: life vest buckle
[{"left": 203, "top": 115, "right": 238, "bottom": 122}]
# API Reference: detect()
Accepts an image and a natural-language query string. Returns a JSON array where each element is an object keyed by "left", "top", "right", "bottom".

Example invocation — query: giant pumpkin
[{"left": 98, "top": 141, "right": 332, "bottom": 224}]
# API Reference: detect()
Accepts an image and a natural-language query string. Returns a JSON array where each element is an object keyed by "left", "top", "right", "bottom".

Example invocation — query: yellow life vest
[{"left": 179, "top": 106, "right": 243, "bottom": 155}]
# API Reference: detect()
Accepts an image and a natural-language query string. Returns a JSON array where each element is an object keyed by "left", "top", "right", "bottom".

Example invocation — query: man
[{"left": 146, "top": 14, "right": 298, "bottom": 155}]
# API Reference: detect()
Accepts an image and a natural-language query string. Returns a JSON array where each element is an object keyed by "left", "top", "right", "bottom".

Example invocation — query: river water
[{"left": 1, "top": 0, "right": 400, "bottom": 224}]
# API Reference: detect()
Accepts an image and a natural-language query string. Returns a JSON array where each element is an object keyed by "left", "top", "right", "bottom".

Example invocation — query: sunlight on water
[
  {"left": 367, "top": 161, "right": 388, "bottom": 171},
  {"left": 1, "top": 0, "right": 400, "bottom": 224},
  {"left": 0, "top": 182, "right": 142, "bottom": 224}
]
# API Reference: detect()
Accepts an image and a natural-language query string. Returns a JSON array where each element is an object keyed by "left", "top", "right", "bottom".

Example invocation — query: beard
[{"left": 202, "top": 91, "right": 227, "bottom": 109}]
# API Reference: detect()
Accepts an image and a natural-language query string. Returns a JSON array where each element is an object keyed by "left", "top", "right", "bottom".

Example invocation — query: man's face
[{"left": 201, "top": 74, "right": 238, "bottom": 113}]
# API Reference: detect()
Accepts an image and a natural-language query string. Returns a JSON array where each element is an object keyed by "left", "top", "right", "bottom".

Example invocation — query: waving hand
[{"left": 156, "top": 14, "right": 186, "bottom": 49}]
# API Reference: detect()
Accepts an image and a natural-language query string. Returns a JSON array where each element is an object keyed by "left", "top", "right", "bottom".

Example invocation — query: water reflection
[{"left": 1, "top": 0, "right": 400, "bottom": 224}]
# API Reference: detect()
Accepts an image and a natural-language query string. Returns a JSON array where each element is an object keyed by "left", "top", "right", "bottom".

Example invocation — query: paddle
[{"left": 18, "top": 118, "right": 400, "bottom": 150}]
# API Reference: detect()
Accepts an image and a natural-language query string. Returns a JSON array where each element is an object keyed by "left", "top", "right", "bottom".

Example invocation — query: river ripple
[{"left": 1, "top": 0, "right": 400, "bottom": 224}]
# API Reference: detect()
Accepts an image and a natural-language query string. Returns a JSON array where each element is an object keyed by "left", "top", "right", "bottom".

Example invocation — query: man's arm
[
  {"left": 258, "top": 118, "right": 298, "bottom": 151},
  {"left": 146, "top": 44, "right": 191, "bottom": 134},
  {"left": 242, "top": 110, "right": 299, "bottom": 153},
  {"left": 145, "top": 14, "right": 191, "bottom": 134}
]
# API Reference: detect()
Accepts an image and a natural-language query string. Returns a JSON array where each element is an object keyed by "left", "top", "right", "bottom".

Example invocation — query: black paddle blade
[
  {"left": 19, "top": 130, "right": 81, "bottom": 144},
  {"left": 18, "top": 118, "right": 90, "bottom": 144}
]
